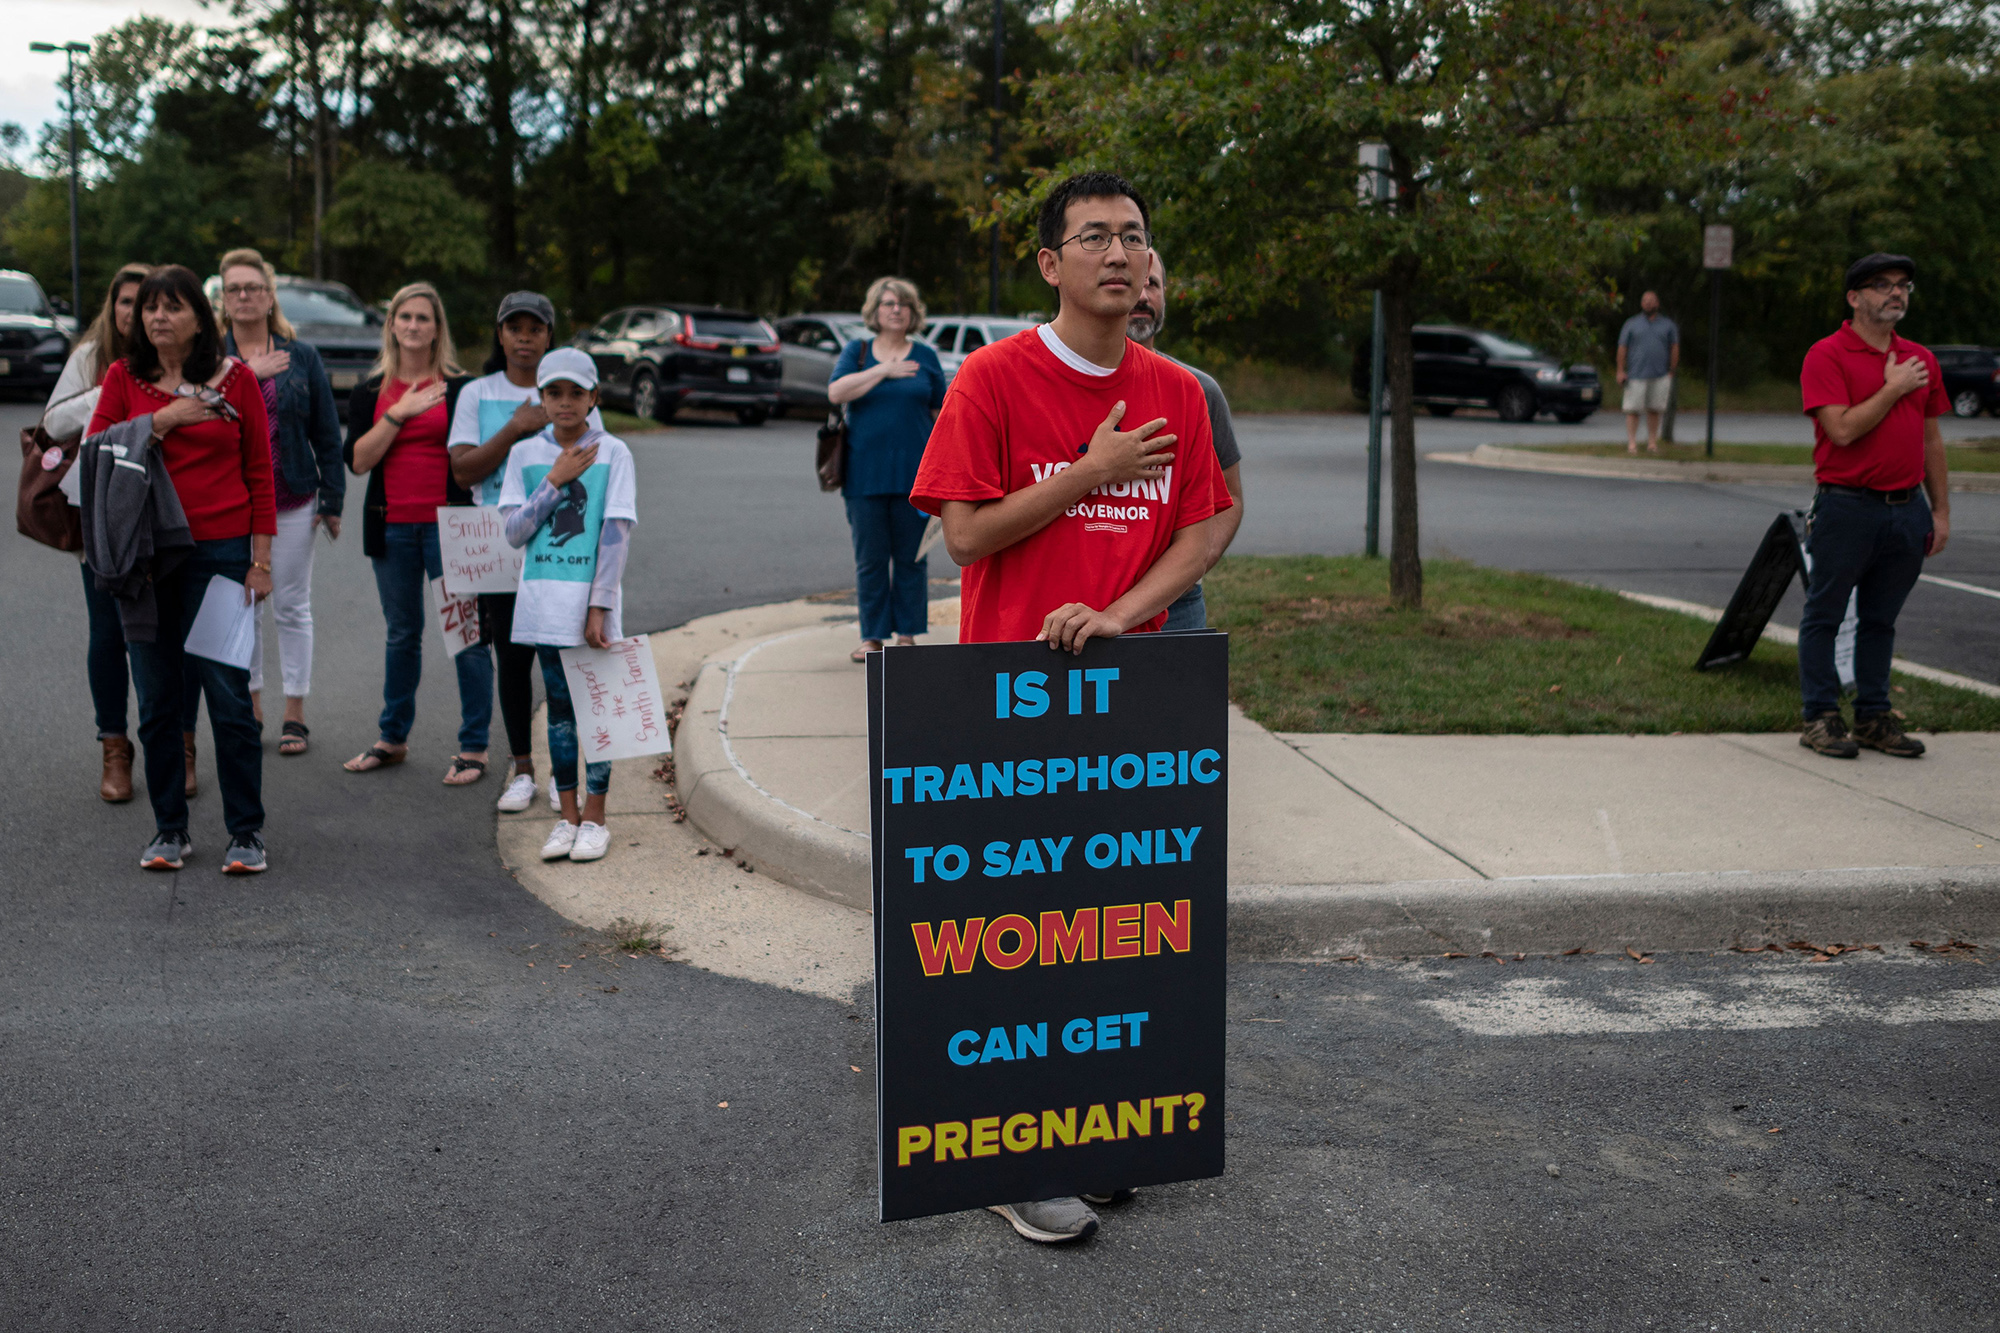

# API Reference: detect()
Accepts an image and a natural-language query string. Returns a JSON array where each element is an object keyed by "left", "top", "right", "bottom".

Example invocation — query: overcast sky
[{"left": 0, "top": 0, "right": 213, "bottom": 158}]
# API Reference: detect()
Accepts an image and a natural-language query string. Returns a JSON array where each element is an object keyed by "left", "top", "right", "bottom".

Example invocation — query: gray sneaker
[
  {"left": 221, "top": 833, "right": 267, "bottom": 874},
  {"left": 988, "top": 1197, "right": 1099, "bottom": 1243},
  {"left": 140, "top": 830, "right": 191, "bottom": 871}
]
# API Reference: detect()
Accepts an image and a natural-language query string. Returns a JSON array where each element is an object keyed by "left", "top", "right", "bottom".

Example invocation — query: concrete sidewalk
[{"left": 665, "top": 600, "right": 2000, "bottom": 957}]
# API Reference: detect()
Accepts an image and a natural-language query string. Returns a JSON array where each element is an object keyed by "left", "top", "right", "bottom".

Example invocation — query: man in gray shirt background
[
  {"left": 1616, "top": 291, "right": 1680, "bottom": 454},
  {"left": 1128, "top": 252, "right": 1245, "bottom": 630}
]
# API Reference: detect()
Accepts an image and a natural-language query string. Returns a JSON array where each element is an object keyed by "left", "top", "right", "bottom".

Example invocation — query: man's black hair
[
  {"left": 1037, "top": 171, "right": 1151, "bottom": 253},
  {"left": 126, "top": 265, "right": 224, "bottom": 385}
]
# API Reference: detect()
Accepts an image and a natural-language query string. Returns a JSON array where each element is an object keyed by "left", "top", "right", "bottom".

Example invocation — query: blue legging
[{"left": 537, "top": 646, "right": 611, "bottom": 796}]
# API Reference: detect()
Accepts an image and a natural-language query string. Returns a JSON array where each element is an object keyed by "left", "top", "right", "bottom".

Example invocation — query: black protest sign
[
  {"left": 1696, "top": 513, "right": 1805, "bottom": 671},
  {"left": 869, "top": 634, "right": 1227, "bottom": 1222}
]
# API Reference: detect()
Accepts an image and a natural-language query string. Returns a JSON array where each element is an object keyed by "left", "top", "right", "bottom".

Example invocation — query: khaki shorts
[{"left": 1623, "top": 375, "right": 1673, "bottom": 413}]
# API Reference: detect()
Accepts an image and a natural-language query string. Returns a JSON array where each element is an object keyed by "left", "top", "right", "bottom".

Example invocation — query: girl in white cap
[{"left": 497, "top": 347, "right": 639, "bottom": 863}]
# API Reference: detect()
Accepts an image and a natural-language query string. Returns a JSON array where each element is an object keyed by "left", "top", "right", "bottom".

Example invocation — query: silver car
[
  {"left": 773, "top": 312, "right": 868, "bottom": 416},
  {"left": 916, "top": 315, "right": 1044, "bottom": 380}
]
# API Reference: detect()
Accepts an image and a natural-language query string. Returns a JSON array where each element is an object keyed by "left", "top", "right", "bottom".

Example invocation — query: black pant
[
  {"left": 478, "top": 592, "right": 539, "bottom": 759},
  {"left": 126, "top": 537, "right": 265, "bottom": 837},
  {"left": 1799, "top": 488, "right": 1931, "bottom": 719}
]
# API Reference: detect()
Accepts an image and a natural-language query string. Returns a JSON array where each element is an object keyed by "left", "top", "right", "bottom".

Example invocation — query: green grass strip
[{"left": 1519, "top": 441, "right": 2000, "bottom": 471}]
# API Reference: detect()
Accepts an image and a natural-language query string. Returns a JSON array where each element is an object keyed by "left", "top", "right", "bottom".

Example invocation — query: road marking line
[
  {"left": 1920, "top": 573, "right": 2000, "bottom": 601},
  {"left": 1425, "top": 975, "right": 2000, "bottom": 1037}
]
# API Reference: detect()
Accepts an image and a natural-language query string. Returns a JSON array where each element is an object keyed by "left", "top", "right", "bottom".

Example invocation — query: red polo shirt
[{"left": 1799, "top": 322, "right": 1945, "bottom": 490}]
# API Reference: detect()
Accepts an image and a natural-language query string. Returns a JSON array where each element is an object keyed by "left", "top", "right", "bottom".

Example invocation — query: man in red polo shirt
[
  {"left": 909, "top": 171, "right": 1232, "bottom": 1245},
  {"left": 1795, "top": 252, "right": 1950, "bottom": 759}
]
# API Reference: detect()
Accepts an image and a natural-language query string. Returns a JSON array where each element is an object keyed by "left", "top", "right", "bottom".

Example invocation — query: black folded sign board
[{"left": 868, "top": 634, "right": 1228, "bottom": 1222}]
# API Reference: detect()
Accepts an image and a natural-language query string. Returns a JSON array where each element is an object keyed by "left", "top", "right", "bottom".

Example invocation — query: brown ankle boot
[
  {"left": 100, "top": 737, "right": 134, "bottom": 803},
  {"left": 183, "top": 731, "right": 199, "bottom": 798}
]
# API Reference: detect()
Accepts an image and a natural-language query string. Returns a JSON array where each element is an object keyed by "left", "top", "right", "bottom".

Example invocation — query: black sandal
[
  {"left": 444, "top": 755, "right": 488, "bottom": 785},
  {"left": 279, "top": 721, "right": 310, "bottom": 756},
  {"left": 344, "top": 743, "right": 407, "bottom": 773}
]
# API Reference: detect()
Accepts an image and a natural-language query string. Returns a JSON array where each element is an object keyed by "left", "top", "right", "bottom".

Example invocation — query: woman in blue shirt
[{"left": 828, "top": 278, "right": 947, "bottom": 661}]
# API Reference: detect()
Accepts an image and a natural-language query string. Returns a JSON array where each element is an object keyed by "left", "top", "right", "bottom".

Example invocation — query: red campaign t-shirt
[
  {"left": 910, "top": 330, "right": 1232, "bottom": 643},
  {"left": 88, "top": 358, "right": 276, "bottom": 541},
  {"left": 376, "top": 377, "right": 452, "bottom": 523},
  {"left": 1799, "top": 322, "right": 1946, "bottom": 490}
]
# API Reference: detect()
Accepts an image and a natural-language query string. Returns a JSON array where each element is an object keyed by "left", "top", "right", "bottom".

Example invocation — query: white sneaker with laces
[
  {"left": 569, "top": 821, "right": 611, "bottom": 862},
  {"left": 549, "top": 778, "right": 562, "bottom": 813},
  {"left": 497, "top": 772, "right": 537, "bottom": 813},
  {"left": 540, "top": 820, "right": 579, "bottom": 860}
]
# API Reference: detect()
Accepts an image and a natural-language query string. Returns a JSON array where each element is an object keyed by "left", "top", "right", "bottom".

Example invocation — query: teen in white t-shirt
[
  {"left": 499, "top": 348, "right": 639, "bottom": 863},
  {"left": 449, "top": 293, "right": 605, "bottom": 814}
]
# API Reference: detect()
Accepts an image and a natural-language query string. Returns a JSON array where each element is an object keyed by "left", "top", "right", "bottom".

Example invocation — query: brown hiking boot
[
  {"left": 1854, "top": 712, "right": 1926, "bottom": 758},
  {"left": 1799, "top": 712, "right": 1859, "bottom": 758},
  {"left": 100, "top": 737, "right": 133, "bottom": 803},
  {"left": 183, "top": 731, "right": 198, "bottom": 797}
]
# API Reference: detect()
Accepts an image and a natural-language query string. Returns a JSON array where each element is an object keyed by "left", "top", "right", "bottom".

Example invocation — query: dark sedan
[
  {"left": 1934, "top": 345, "right": 2000, "bottom": 418},
  {"left": 576, "top": 304, "right": 783, "bottom": 425},
  {"left": 1352, "top": 324, "right": 1601, "bottom": 422},
  {"left": 0, "top": 269, "right": 72, "bottom": 397}
]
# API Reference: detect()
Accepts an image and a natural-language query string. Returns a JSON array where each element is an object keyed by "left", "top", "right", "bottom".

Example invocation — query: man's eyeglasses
[
  {"left": 223, "top": 283, "right": 269, "bottom": 298},
  {"left": 1862, "top": 279, "right": 1914, "bottom": 295},
  {"left": 1057, "top": 229, "right": 1152, "bottom": 254}
]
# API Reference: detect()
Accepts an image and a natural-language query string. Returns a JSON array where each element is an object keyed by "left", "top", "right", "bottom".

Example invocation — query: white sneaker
[
  {"left": 569, "top": 821, "right": 611, "bottom": 862},
  {"left": 497, "top": 772, "right": 537, "bottom": 813},
  {"left": 540, "top": 820, "right": 579, "bottom": 860},
  {"left": 549, "top": 778, "right": 563, "bottom": 813}
]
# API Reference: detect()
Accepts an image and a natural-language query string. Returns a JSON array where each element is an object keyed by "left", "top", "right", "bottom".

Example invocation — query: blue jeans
[
  {"left": 538, "top": 646, "right": 611, "bottom": 796},
  {"left": 372, "top": 522, "right": 493, "bottom": 750},
  {"left": 1799, "top": 488, "right": 1931, "bottom": 719},
  {"left": 126, "top": 537, "right": 264, "bottom": 836},
  {"left": 844, "top": 494, "right": 929, "bottom": 641},
  {"left": 1163, "top": 581, "right": 1207, "bottom": 632},
  {"left": 82, "top": 560, "right": 129, "bottom": 737}
]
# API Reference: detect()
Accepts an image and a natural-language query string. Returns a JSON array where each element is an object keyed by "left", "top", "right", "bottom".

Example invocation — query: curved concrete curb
[
  {"left": 675, "top": 635, "right": 872, "bottom": 912},
  {"left": 1431, "top": 442, "right": 2000, "bottom": 493}
]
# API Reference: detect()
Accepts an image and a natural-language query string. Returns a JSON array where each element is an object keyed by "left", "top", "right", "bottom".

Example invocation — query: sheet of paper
[
  {"left": 183, "top": 575, "right": 257, "bottom": 669},
  {"left": 559, "top": 635, "right": 671, "bottom": 763},
  {"left": 436, "top": 505, "right": 524, "bottom": 596},
  {"left": 432, "top": 579, "right": 482, "bottom": 659}
]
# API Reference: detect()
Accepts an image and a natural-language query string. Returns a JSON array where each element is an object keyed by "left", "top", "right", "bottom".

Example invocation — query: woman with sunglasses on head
[
  {"left": 182, "top": 249, "right": 343, "bottom": 765},
  {"left": 341, "top": 282, "right": 487, "bottom": 783},
  {"left": 42, "top": 261, "right": 153, "bottom": 804},
  {"left": 85, "top": 265, "right": 276, "bottom": 874}
]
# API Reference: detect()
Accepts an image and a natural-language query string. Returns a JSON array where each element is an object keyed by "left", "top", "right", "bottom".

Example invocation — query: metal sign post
[
  {"left": 1702, "top": 225, "right": 1734, "bottom": 460},
  {"left": 1358, "top": 143, "right": 1394, "bottom": 559}
]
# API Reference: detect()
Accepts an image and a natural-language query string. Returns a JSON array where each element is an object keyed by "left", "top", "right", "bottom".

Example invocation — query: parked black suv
[
  {"left": 575, "top": 304, "right": 783, "bottom": 425},
  {"left": 0, "top": 269, "right": 72, "bottom": 397},
  {"left": 1933, "top": 345, "right": 2000, "bottom": 418},
  {"left": 1351, "top": 324, "right": 1601, "bottom": 422}
]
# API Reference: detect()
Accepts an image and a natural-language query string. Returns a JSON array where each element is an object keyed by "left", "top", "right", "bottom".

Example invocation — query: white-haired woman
[
  {"left": 826, "top": 277, "right": 946, "bottom": 661},
  {"left": 340, "top": 282, "right": 489, "bottom": 781}
]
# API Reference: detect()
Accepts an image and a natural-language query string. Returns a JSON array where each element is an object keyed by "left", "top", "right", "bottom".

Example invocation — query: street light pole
[{"left": 30, "top": 41, "right": 90, "bottom": 322}]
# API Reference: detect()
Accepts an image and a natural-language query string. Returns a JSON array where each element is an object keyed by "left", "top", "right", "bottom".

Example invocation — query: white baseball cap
[{"left": 536, "top": 346, "right": 599, "bottom": 391}]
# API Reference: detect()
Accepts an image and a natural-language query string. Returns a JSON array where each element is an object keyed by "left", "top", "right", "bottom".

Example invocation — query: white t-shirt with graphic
[
  {"left": 498, "top": 430, "right": 639, "bottom": 646},
  {"left": 449, "top": 371, "right": 605, "bottom": 506}
]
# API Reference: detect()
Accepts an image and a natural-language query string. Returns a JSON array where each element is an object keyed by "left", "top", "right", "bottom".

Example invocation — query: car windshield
[
  {"left": 0, "top": 277, "right": 46, "bottom": 315},
  {"left": 280, "top": 284, "right": 375, "bottom": 326},
  {"left": 1478, "top": 333, "right": 1541, "bottom": 360},
  {"left": 985, "top": 320, "right": 1038, "bottom": 339},
  {"left": 690, "top": 315, "right": 772, "bottom": 341},
  {"left": 834, "top": 322, "right": 868, "bottom": 345}
]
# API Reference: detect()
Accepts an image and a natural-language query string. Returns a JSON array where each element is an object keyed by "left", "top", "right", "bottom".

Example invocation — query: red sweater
[{"left": 89, "top": 358, "right": 277, "bottom": 541}]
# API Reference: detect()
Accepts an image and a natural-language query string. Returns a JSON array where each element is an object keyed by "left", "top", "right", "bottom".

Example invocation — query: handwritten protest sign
[
  {"left": 559, "top": 635, "right": 671, "bottom": 762},
  {"left": 431, "top": 579, "right": 481, "bottom": 658},
  {"left": 436, "top": 505, "right": 524, "bottom": 597}
]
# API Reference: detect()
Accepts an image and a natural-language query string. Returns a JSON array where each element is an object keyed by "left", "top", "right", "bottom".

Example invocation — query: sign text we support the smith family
[{"left": 869, "top": 634, "right": 1227, "bottom": 1222}]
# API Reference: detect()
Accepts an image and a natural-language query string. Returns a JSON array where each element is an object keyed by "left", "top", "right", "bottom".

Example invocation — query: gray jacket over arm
[{"left": 78, "top": 415, "right": 195, "bottom": 643}]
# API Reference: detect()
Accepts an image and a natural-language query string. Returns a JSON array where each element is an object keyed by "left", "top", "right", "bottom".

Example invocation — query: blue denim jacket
[{"left": 225, "top": 331, "right": 346, "bottom": 516}]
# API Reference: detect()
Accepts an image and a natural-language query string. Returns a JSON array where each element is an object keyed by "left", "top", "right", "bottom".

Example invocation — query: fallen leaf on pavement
[
  {"left": 718, "top": 1102, "right": 729, "bottom": 1108},
  {"left": 1561, "top": 947, "right": 1584, "bottom": 956},
  {"left": 1767, "top": 1127, "right": 1782, "bottom": 1134},
  {"left": 1626, "top": 947, "right": 1654, "bottom": 964},
  {"left": 850, "top": 1066, "right": 862, "bottom": 1073}
]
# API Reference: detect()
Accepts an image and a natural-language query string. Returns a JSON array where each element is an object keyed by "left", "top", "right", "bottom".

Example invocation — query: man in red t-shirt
[
  {"left": 908, "top": 172, "right": 1231, "bottom": 1246},
  {"left": 1794, "top": 252, "right": 1950, "bottom": 759},
  {"left": 911, "top": 171, "right": 1231, "bottom": 655}
]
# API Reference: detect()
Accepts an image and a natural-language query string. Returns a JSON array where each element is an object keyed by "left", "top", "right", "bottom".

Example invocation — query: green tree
[
  {"left": 322, "top": 158, "right": 487, "bottom": 292},
  {"left": 1028, "top": 0, "right": 1732, "bottom": 606}
]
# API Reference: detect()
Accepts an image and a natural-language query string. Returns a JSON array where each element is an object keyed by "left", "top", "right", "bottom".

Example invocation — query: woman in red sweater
[{"left": 87, "top": 265, "right": 275, "bottom": 874}]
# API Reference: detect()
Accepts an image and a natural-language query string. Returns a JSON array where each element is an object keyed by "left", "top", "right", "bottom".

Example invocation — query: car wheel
[
  {"left": 771, "top": 401, "right": 790, "bottom": 419},
  {"left": 1497, "top": 383, "right": 1537, "bottom": 423},
  {"left": 1952, "top": 388, "right": 1984, "bottom": 419},
  {"left": 1425, "top": 404, "right": 1458, "bottom": 418},
  {"left": 631, "top": 370, "right": 660, "bottom": 422},
  {"left": 736, "top": 406, "right": 769, "bottom": 427}
]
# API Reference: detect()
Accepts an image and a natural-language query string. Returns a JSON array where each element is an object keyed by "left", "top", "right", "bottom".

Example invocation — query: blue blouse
[{"left": 832, "top": 338, "right": 947, "bottom": 497}]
